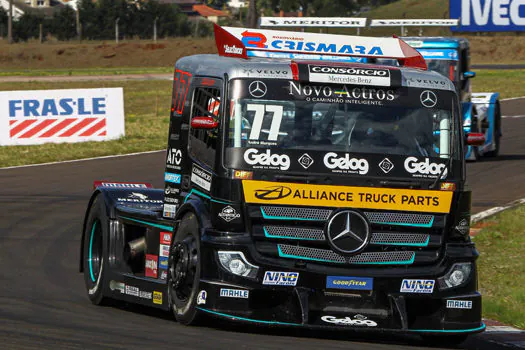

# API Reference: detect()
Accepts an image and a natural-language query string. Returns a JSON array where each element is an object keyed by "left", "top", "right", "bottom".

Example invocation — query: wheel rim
[
  {"left": 88, "top": 220, "right": 103, "bottom": 283},
  {"left": 169, "top": 235, "right": 199, "bottom": 303}
]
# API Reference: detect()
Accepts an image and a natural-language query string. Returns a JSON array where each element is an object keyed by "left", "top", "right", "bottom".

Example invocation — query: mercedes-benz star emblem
[
  {"left": 326, "top": 210, "right": 370, "bottom": 255},
  {"left": 249, "top": 81, "right": 267, "bottom": 98},
  {"left": 420, "top": 90, "right": 437, "bottom": 108}
]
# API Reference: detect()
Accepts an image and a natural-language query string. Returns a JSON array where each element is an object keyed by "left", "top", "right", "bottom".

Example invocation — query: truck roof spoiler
[{"left": 214, "top": 24, "right": 427, "bottom": 70}]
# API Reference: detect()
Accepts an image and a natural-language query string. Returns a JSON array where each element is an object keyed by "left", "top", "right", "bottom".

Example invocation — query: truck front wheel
[
  {"left": 82, "top": 194, "right": 108, "bottom": 305},
  {"left": 168, "top": 212, "right": 203, "bottom": 325}
]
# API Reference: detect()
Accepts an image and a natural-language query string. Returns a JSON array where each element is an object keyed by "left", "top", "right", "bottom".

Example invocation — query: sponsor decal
[
  {"left": 159, "top": 244, "right": 170, "bottom": 258},
  {"left": 2, "top": 88, "right": 124, "bottom": 146},
  {"left": 260, "top": 17, "right": 367, "bottom": 27},
  {"left": 321, "top": 314, "right": 377, "bottom": 327},
  {"left": 197, "top": 290, "right": 207, "bottom": 305},
  {"left": 417, "top": 49, "right": 459, "bottom": 61},
  {"left": 160, "top": 270, "right": 168, "bottom": 280},
  {"left": 117, "top": 193, "right": 163, "bottom": 204},
  {"left": 165, "top": 172, "right": 181, "bottom": 184},
  {"left": 220, "top": 288, "right": 250, "bottom": 299},
  {"left": 224, "top": 44, "right": 243, "bottom": 55},
  {"left": 165, "top": 185, "right": 180, "bottom": 195},
  {"left": 455, "top": 219, "right": 470, "bottom": 235},
  {"left": 326, "top": 276, "right": 373, "bottom": 291},
  {"left": 404, "top": 157, "right": 448, "bottom": 179},
  {"left": 308, "top": 65, "right": 391, "bottom": 86},
  {"left": 298, "top": 153, "right": 314, "bottom": 169},
  {"left": 378, "top": 158, "right": 394, "bottom": 174},
  {"left": 248, "top": 81, "right": 267, "bottom": 98},
  {"left": 371, "top": 19, "right": 458, "bottom": 26},
  {"left": 446, "top": 300, "right": 473, "bottom": 309},
  {"left": 242, "top": 69, "right": 291, "bottom": 79},
  {"left": 109, "top": 280, "right": 125, "bottom": 294},
  {"left": 323, "top": 152, "right": 369, "bottom": 175},
  {"left": 160, "top": 232, "right": 172, "bottom": 245},
  {"left": 191, "top": 164, "right": 212, "bottom": 191},
  {"left": 125, "top": 285, "right": 139, "bottom": 297},
  {"left": 218, "top": 206, "right": 241, "bottom": 222},
  {"left": 139, "top": 290, "right": 152, "bottom": 300},
  {"left": 243, "top": 180, "right": 453, "bottom": 213},
  {"left": 233, "top": 170, "right": 253, "bottom": 180},
  {"left": 262, "top": 271, "right": 299, "bottom": 286},
  {"left": 101, "top": 182, "right": 147, "bottom": 189},
  {"left": 153, "top": 291, "right": 163, "bottom": 305},
  {"left": 166, "top": 148, "right": 182, "bottom": 170},
  {"left": 450, "top": 0, "right": 525, "bottom": 32},
  {"left": 400, "top": 279, "right": 435, "bottom": 294},
  {"left": 165, "top": 197, "right": 179, "bottom": 204},
  {"left": 289, "top": 82, "right": 396, "bottom": 106},
  {"left": 163, "top": 204, "right": 177, "bottom": 218},
  {"left": 145, "top": 254, "right": 158, "bottom": 279},
  {"left": 244, "top": 148, "right": 291, "bottom": 170},
  {"left": 159, "top": 256, "right": 168, "bottom": 270},
  {"left": 406, "top": 77, "right": 452, "bottom": 90},
  {"left": 420, "top": 90, "right": 438, "bottom": 108}
]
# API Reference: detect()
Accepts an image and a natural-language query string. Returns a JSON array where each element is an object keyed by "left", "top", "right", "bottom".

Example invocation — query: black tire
[
  {"left": 82, "top": 194, "right": 109, "bottom": 305},
  {"left": 484, "top": 103, "right": 501, "bottom": 157},
  {"left": 168, "top": 212, "right": 203, "bottom": 326},
  {"left": 420, "top": 334, "right": 469, "bottom": 347}
]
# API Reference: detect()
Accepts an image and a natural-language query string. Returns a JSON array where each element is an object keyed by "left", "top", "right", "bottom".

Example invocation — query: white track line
[
  {"left": 0, "top": 149, "right": 164, "bottom": 170},
  {"left": 486, "top": 326, "right": 525, "bottom": 333},
  {"left": 501, "top": 96, "right": 525, "bottom": 101},
  {"left": 471, "top": 198, "right": 525, "bottom": 223},
  {"left": 502, "top": 115, "right": 525, "bottom": 118}
]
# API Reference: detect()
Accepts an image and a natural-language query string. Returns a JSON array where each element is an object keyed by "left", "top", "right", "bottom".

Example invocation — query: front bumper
[{"left": 196, "top": 234, "right": 484, "bottom": 334}]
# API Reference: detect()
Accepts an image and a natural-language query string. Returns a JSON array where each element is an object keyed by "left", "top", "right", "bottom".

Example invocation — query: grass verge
[
  {"left": 473, "top": 69, "right": 525, "bottom": 99},
  {"left": 0, "top": 80, "right": 171, "bottom": 168},
  {"left": 473, "top": 205, "right": 525, "bottom": 329}
]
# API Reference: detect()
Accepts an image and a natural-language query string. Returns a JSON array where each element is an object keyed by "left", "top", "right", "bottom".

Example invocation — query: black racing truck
[{"left": 80, "top": 25, "right": 486, "bottom": 344}]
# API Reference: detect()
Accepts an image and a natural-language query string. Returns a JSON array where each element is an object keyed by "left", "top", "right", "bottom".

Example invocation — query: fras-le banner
[
  {"left": 242, "top": 180, "right": 453, "bottom": 213},
  {"left": 0, "top": 88, "right": 125, "bottom": 146}
]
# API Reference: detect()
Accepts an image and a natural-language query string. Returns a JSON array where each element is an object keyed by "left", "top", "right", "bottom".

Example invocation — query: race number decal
[
  {"left": 173, "top": 69, "right": 192, "bottom": 115},
  {"left": 247, "top": 104, "right": 283, "bottom": 141}
]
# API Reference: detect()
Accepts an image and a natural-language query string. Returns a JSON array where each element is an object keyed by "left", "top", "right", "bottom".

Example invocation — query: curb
[{"left": 471, "top": 198, "right": 525, "bottom": 223}]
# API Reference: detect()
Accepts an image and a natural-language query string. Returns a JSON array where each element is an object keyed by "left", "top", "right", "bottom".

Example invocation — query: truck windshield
[
  {"left": 426, "top": 59, "right": 458, "bottom": 82},
  {"left": 224, "top": 79, "right": 460, "bottom": 178}
]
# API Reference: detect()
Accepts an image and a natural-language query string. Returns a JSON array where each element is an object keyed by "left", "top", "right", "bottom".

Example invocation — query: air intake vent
[
  {"left": 261, "top": 206, "right": 332, "bottom": 221},
  {"left": 370, "top": 233, "right": 430, "bottom": 246},
  {"left": 264, "top": 226, "right": 325, "bottom": 241},
  {"left": 364, "top": 212, "right": 434, "bottom": 227}
]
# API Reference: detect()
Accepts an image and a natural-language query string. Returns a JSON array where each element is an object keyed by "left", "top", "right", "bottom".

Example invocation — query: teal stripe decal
[
  {"left": 260, "top": 208, "right": 320, "bottom": 221},
  {"left": 277, "top": 246, "right": 415, "bottom": 265},
  {"left": 263, "top": 227, "right": 321, "bottom": 241},
  {"left": 372, "top": 236, "right": 430, "bottom": 247},
  {"left": 371, "top": 217, "right": 434, "bottom": 228},
  {"left": 120, "top": 216, "right": 173, "bottom": 232},
  {"left": 88, "top": 221, "right": 97, "bottom": 282},
  {"left": 184, "top": 188, "right": 229, "bottom": 205},
  {"left": 410, "top": 323, "right": 486, "bottom": 333},
  {"left": 196, "top": 308, "right": 301, "bottom": 326}
]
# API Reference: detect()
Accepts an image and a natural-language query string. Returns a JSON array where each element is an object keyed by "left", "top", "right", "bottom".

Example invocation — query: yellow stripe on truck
[{"left": 242, "top": 180, "right": 453, "bottom": 214}]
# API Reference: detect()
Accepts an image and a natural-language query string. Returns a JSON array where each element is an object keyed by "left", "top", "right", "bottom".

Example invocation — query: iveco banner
[
  {"left": 450, "top": 0, "right": 525, "bottom": 32},
  {"left": 0, "top": 88, "right": 125, "bottom": 146}
]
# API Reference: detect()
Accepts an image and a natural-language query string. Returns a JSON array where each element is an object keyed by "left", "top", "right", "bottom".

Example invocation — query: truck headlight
[
  {"left": 437, "top": 263, "right": 472, "bottom": 290},
  {"left": 218, "top": 251, "right": 259, "bottom": 278}
]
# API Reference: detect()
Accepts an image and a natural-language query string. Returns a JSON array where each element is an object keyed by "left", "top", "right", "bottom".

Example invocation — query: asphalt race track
[{"left": 0, "top": 99, "right": 524, "bottom": 349}]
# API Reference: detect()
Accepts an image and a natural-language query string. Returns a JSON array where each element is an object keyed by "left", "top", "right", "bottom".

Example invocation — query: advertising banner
[
  {"left": 450, "top": 0, "right": 525, "bottom": 32},
  {"left": 0, "top": 88, "right": 125, "bottom": 146}
]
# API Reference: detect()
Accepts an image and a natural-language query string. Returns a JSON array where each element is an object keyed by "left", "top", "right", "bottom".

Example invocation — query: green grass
[
  {"left": 473, "top": 70, "right": 525, "bottom": 99},
  {"left": 0, "top": 80, "right": 172, "bottom": 168},
  {"left": 0, "top": 67, "right": 172, "bottom": 77},
  {"left": 473, "top": 206, "right": 525, "bottom": 329}
]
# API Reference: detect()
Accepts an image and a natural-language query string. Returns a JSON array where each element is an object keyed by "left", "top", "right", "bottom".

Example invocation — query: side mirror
[
  {"left": 467, "top": 133, "right": 485, "bottom": 146},
  {"left": 463, "top": 71, "right": 476, "bottom": 79},
  {"left": 191, "top": 116, "right": 218, "bottom": 130}
]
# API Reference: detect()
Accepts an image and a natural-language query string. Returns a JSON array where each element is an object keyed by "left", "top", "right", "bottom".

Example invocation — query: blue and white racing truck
[
  {"left": 368, "top": 19, "right": 501, "bottom": 160},
  {"left": 402, "top": 36, "right": 501, "bottom": 160}
]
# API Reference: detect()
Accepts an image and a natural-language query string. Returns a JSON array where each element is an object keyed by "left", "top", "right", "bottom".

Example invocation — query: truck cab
[
  {"left": 80, "top": 25, "right": 486, "bottom": 344},
  {"left": 401, "top": 37, "right": 502, "bottom": 160}
]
